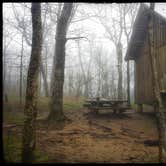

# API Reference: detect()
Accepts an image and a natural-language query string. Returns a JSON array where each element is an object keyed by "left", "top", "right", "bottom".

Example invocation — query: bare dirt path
[{"left": 36, "top": 108, "right": 159, "bottom": 163}]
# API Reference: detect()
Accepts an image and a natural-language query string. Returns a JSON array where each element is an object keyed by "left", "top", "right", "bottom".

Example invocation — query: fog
[{"left": 3, "top": 3, "right": 166, "bottom": 100}]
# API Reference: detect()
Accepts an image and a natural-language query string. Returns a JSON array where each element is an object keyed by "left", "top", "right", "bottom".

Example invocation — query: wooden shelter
[{"left": 125, "top": 4, "right": 166, "bottom": 111}]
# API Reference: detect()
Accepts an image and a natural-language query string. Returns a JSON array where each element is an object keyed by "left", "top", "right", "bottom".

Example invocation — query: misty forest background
[
  {"left": 3, "top": 3, "right": 166, "bottom": 163},
  {"left": 3, "top": 3, "right": 140, "bottom": 102}
]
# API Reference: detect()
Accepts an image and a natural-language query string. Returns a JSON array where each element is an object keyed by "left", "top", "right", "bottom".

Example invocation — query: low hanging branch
[
  {"left": 66, "top": 36, "right": 89, "bottom": 41},
  {"left": 55, "top": 36, "right": 89, "bottom": 41}
]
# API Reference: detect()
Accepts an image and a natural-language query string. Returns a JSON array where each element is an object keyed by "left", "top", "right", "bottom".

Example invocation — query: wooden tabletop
[{"left": 85, "top": 98, "right": 128, "bottom": 104}]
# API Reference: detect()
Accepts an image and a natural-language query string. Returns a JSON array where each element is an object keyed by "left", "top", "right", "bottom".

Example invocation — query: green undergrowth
[
  {"left": 3, "top": 134, "right": 21, "bottom": 163},
  {"left": 3, "top": 111, "right": 24, "bottom": 125},
  {"left": 3, "top": 96, "right": 84, "bottom": 125},
  {"left": 131, "top": 102, "right": 137, "bottom": 110},
  {"left": 3, "top": 134, "right": 50, "bottom": 163},
  {"left": 3, "top": 96, "right": 84, "bottom": 163},
  {"left": 63, "top": 96, "right": 84, "bottom": 112}
]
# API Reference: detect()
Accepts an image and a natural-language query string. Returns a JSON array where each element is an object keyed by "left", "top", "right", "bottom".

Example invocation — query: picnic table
[{"left": 83, "top": 97, "right": 130, "bottom": 114}]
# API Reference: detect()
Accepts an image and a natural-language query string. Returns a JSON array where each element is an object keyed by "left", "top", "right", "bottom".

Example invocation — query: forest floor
[{"left": 3, "top": 97, "right": 159, "bottom": 163}]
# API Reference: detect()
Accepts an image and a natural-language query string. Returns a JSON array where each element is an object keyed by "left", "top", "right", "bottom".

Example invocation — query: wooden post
[
  {"left": 153, "top": 102, "right": 158, "bottom": 112},
  {"left": 137, "top": 104, "right": 143, "bottom": 113},
  {"left": 96, "top": 97, "right": 99, "bottom": 114},
  {"left": 113, "top": 109, "right": 117, "bottom": 114}
]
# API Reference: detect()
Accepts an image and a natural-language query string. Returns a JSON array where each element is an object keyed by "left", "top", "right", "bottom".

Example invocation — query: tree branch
[{"left": 66, "top": 36, "right": 88, "bottom": 41}]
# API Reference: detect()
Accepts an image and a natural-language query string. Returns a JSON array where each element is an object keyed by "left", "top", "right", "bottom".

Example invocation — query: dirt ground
[
  {"left": 37, "top": 108, "right": 159, "bottom": 163},
  {"left": 3, "top": 107, "right": 159, "bottom": 163}
]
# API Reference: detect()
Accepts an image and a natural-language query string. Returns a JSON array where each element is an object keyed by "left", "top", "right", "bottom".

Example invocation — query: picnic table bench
[{"left": 83, "top": 97, "right": 130, "bottom": 114}]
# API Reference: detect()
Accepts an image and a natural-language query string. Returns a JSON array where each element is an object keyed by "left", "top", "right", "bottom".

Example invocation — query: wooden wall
[{"left": 134, "top": 15, "right": 166, "bottom": 105}]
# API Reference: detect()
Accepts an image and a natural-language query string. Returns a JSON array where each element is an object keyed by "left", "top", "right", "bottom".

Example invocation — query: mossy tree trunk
[
  {"left": 47, "top": 3, "right": 73, "bottom": 121},
  {"left": 148, "top": 3, "right": 166, "bottom": 163},
  {"left": 22, "top": 3, "right": 42, "bottom": 163}
]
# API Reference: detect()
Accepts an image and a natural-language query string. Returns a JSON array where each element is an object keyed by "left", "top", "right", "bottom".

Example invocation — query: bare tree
[
  {"left": 96, "top": 4, "right": 124, "bottom": 99},
  {"left": 48, "top": 3, "right": 74, "bottom": 121},
  {"left": 76, "top": 39, "right": 93, "bottom": 98},
  {"left": 110, "top": 66, "right": 117, "bottom": 99},
  {"left": 67, "top": 70, "right": 74, "bottom": 96},
  {"left": 20, "top": 34, "right": 24, "bottom": 105},
  {"left": 22, "top": 3, "right": 42, "bottom": 162},
  {"left": 122, "top": 3, "right": 138, "bottom": 106},
  {"left": 3, "top": 22, "right": 17, "bottom": 103},
  {"left": 11, "top": 3, "right": 50, "bottom": 98},
  {"left": 75, "top": 72, "right": 84, "bottom": 98}
]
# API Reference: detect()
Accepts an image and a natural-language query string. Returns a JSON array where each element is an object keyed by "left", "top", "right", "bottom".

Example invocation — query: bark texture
[
  {"left": 156, "top": 110, "right": 166, "bottom": 163},
  {"left": 3, "top": 38, "right": 8, "bottom": 103},
  {"left": 117, "top": 42, "right": 123, "bottom": 100},
  {"left": 48, "top": 3, "right": 73, "bottom": 121},
  {"left": 40, "top": 61, "right": 49, "bottom": 97},
  {"left": 127, "top": 61, "right": 130, "bottom": 106},
  {"left": 148, "top": 3, "right": 166, "bottom": 163},
  {"left": 22, "top": 3, "right": 42, "bottom": 163},
  {"left": 20, "top": 34, "right": 24, "bottom": 105}
]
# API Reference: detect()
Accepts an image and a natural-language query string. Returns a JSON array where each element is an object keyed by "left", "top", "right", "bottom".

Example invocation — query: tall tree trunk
[
  {"left": 3, "top": 38, "right": 8, "bottom": 103},
  {"left": 77, "top": 40, "right": 87, "bottom": 98},
  {"left": 75, "top": 75, "right": 82, "bottom": 98},
  {"left": 20, "top": 34, "right": 24, "bottom": 105},
  {"left": 117, "top": 42, "right": 123, "bottom": 100},
  {"left": 40, "top": 61, "right": 49, "bottom": 97},
  {"left": 126, "top": 33, "right": 131, "bottom": 106},
  {"left": 110, "top": 69, "right": 116, "bottom": 99},
  {"left": 127, "top": 61, "right": 130, "bottom": 106},
  {"left": 68, "top": 72, "right": 73, "bottom": 96},
  {"left": 47, "top": 3, "right": 73, "bottom": 121},
  {"left": 84, "top": 83, "right": 89, "bottom": 98},
  {"left": 38, "top": 69, "right": 42, "bottom": 96},
  {"left": 97, "top": 68, "right": 101, "bottom": 98},
  {"left": 148, "top": 3, "right": 166, "bottom": 163},
  {"left": 22, "top": 3, "right": 42, "bottom": 163}
]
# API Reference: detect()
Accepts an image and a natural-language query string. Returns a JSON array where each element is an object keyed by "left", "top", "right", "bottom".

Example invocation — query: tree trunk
[
  {"left": 3, "top": 38, "right": 8, "bottom": 103},
  {"left": 148, "top": 3, "right": 166, "bottom": 162},
  {"left": 97, "top": 68, "right": 101, "bottom": 98},
  {"left": 47, "top": 3, "right": 73, "bottom": 121},
  {"left": 117, "top": 42, "right": 123, "bottom": 100},
  {"left": 75, "top": 79, "right": 82, "bottom": 98},
  {"left": 68, "top": 72, "right": 73, "bottom": 96},
  {"left": 38, "top": 68, "right": 42, "bottom": 96},
  {"left": 40, "top": 61, "right": 49, "bottom": 97},
  {"left": 76, "top": 40, "right": 90, "bottom": 98},
  {"left": 156, "top": 109, "right": 166, "bottom": 163},
  {"left": 137, "top": 104, "right": 143, "bottom": 113},
  {"left": 22, "top": 3, "right": 42, "bottom": 163},
  {"left": 84, "top": 82, "right": 89, "bottom": 98},
  {"left": 20, "top": 34, "right": 24, "bottom": 105},
  {"left": 126, "top": 35, "right": 131, "bottom": 106},
  {"left": 127, "top": 61, "right": 130, "bottom": 106}
]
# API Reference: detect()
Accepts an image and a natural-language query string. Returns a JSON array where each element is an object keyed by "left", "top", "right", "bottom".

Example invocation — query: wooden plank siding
[
  {"left": 157, "top": 46, "right": 166, "bottom": 91},
  {"left": 135, "top": 33, "right": 156, "bottom": 104},
  {"left": 134, "top": 14, "right": 166, "bottom": 105}
]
